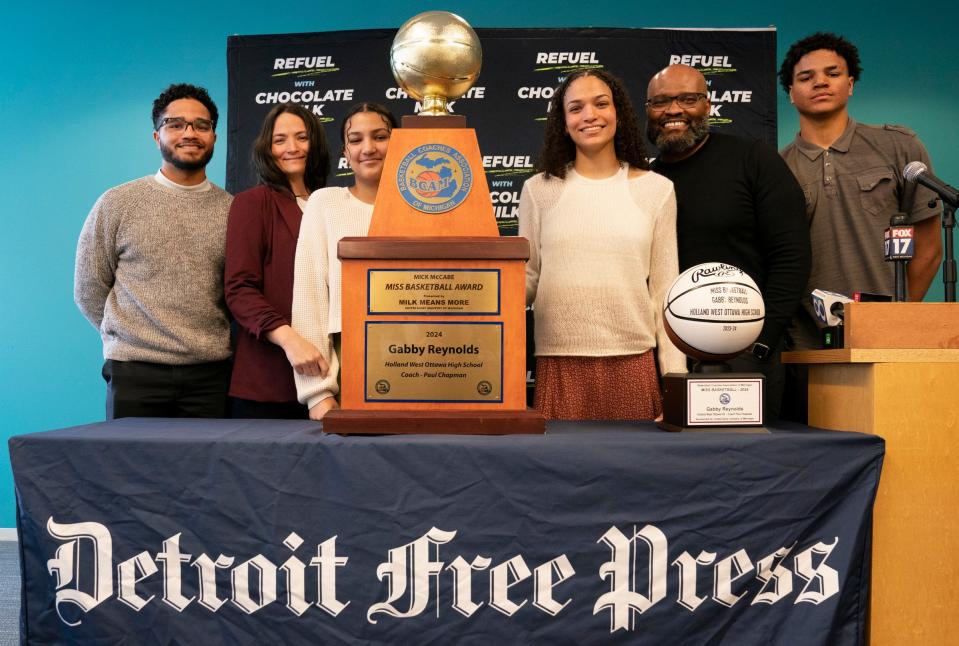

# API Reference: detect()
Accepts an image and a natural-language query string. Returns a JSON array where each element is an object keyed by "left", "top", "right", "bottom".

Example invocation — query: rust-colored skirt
[{"left": 533, "top": 351, "right": 662, "bottom": 420}]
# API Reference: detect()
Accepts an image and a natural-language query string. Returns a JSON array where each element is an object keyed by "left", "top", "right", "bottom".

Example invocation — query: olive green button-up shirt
[{"left": 780, "top": 119, "right": 939, "bottom": 348}]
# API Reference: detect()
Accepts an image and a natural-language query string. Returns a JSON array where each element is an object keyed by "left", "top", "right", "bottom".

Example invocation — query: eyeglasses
[
  {"left": 645, "top": 93, "right": 708, "bottom": 111},
  {"left": 157, "top": 117, "right": 214, "bottom": 133}
]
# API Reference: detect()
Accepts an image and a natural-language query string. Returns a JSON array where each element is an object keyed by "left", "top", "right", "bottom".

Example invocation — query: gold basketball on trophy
[{"left": 390, "top": 11, "right": 482, "bottom": 116}]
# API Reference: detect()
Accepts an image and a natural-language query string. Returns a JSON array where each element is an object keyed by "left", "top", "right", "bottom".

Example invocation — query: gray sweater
[{"left": 74, "top": 176, "right": 234, "bottom": 364}]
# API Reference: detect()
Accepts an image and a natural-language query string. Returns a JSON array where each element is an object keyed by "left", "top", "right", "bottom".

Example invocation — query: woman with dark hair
[
  {"left": 225, "top": 103, "right": 331, "bottom": 418},
  {"left": 292, "top": 103, "right": 398, "bottom": 420},
  {"left": 519, "top": 70, "right": 686, "bottom": 420}
]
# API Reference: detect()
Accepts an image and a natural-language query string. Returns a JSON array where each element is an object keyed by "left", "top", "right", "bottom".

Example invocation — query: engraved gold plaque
[
  {"left": 365, "top": 322, "right": 502, "bottom": 402},
  {"left": 368, "top": 269, "right": 500, "bottom": 314}
]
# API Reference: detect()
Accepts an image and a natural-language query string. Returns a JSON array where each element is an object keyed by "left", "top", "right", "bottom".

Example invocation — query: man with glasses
[
  {"left": 779, "top": 33, "right": 942, "bottom": 351},
  {"left": 646, "top": 64, "right": 810, "bottom": 422},
  {"left": 75, "top": 83, "right": 234, "bottom": 419}
]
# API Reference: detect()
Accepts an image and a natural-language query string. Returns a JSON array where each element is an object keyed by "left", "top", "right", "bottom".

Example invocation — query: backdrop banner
[
  {"left": 13, "top": 419, "right": 880, "bottom": 644},
  {"left": 227, "top": 27, "right": 777, "bottom": 236},
  {"left": 227, "top": 27, "right": 778, "bottom": 404}
]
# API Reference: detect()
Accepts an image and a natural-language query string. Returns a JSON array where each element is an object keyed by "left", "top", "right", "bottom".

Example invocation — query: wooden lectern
[
  {"left": 783, "top": 302, "right": 959, "bottom": 644},
  {"left": 323, "top": 118, "right": 544, "bottom": 435}
]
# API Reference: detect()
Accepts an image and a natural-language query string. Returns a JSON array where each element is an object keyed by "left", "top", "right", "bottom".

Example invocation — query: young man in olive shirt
[{"left": 779, "top": 33, "right": 942, "bottom": 350}]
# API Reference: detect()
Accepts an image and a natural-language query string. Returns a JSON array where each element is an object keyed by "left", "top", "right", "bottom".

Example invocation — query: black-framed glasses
[
  {"left": 157, "top": 117, "right": 214, "bottom": 133},
  {"left": 645, "top": 93, "right": 708, "bottom": 111}
]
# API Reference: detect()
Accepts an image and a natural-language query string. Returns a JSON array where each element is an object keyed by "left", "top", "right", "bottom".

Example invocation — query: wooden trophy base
[
  {"left": 332, "top": 118, "right": 537, "bottom": 436},
  {"left": 322, "top": 408, "right": 546, "bottom": 435}
]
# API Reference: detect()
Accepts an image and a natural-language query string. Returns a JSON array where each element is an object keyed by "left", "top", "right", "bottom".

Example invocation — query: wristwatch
[{"left": 750, "top": 342, "right": 771, "bottom": 361}]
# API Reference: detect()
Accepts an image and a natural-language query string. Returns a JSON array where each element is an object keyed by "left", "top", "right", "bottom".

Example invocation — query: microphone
[
  {"left": 903, "top": 161, "right": 959, "bottom": 208},
  {"left": 884, "top": 214, "right": 915, "bottom": 261},
  {"left": 884, "top": 213, "right": 913, "bottom": 301},
  {"left": 811, "top": 289, "right": 853, "bottom": 327},
  {"left": 830, "top": 300, "right": 846, "bottom": 322}
]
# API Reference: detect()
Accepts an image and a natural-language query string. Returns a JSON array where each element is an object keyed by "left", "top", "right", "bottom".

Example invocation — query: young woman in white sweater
[
  {"left": 291, "top": 103, "right": 398, "bottom": 420},
  {"left": 519, "top": 70, "right": 686, "bottom": 420}
]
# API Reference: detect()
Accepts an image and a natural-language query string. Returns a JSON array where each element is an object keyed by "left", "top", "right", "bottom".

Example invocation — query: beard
[
  {"left": 159, "top": 139, "right": 214, "bottom": 172},
  {"left": 648, "top": 113, "right": 710, "bottom": 157}
]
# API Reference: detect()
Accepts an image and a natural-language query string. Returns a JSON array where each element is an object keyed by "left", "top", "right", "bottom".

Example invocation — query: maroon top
[{"left": 224, "top": 185, "right": 303, "bottom": 402}]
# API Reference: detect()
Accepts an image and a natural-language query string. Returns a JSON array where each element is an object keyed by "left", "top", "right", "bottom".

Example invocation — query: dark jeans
[
  {"left": 229, "top": 397, "right": 309, "bottom": 420},
  {"left": 102, "top": 359, "right": 231, "bottom": 420}
]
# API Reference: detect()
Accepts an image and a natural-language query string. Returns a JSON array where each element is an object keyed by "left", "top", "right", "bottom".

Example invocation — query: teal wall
[{"left": 2, "top": 1, "right": 957, "bottom": 527}]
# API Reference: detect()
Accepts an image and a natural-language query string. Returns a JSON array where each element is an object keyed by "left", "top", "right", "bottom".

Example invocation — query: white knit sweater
[
  {"left": 519, "top": 166, "right": 686, "bottom": 375},
  {"left": 291, "top": 187, "right": 373, "bottom": 408}
]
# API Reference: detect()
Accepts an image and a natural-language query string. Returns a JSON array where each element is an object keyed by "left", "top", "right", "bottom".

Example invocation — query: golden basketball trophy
[
  {"left": 323, "top": 12, "right": 545, "bottom": 435},
  {"left": 390, "top": 11, "right": 481, "bottom": 119}
]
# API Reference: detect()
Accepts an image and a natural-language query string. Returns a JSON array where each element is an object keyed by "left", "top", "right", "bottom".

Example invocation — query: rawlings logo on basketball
[
  {"left": 663, "top": 263, "right": 765, "bottom": 361},
  {"left": 397, "top": 144, "right": 472, "bottom": 213},
  {"left": 689, "top": 262, "right": 740, "bottom": 283}
]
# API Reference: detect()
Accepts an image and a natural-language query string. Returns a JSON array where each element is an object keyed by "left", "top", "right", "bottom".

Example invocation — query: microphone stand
[
  {"left": 941, "top": 199, "right": 957, "bottom": 302},
  {"left": 894, "top": 263, "right": 908, "bottom": 301},
  {"left": 890, "top": 213, "right": 909, "bottom": 302}
]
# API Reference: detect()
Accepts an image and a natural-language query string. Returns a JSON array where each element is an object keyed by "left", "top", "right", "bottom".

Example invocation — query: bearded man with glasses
[
  {"left": 75, "top": 83, "right": 234, "bottom": 419},
  {"left": 646, "top": 64, "right": 811, "bottom": 422}
]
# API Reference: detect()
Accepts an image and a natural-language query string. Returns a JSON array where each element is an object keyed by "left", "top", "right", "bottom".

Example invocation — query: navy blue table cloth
[{"left": 10, "top": 419, "right": 883, "bottom": 645}]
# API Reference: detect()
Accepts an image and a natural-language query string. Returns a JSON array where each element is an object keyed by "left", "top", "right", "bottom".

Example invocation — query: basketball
[
  {"left": 390, "top": 11, "right": 482, "bottom": 103},
  {"left": 663, "top": 263, "right": 765, "bottom": 361}
]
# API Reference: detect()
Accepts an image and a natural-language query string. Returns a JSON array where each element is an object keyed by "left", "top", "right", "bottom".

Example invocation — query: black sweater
[{"left": 652, "top": 132, "right": 811, "bottom": 349}]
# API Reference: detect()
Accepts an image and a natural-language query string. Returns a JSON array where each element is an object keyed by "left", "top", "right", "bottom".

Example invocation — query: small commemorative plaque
[
  {"left": 686, "top": 378, "right": 763, "bottom": 425},
  {"left": 365, "top": 321, "right": 502, "bottom": 403},
  {"left": 368, "top": 269, "right": 499, "bottom": 315},
  {"left": 660, "top": 372, "right": 766, "bottom": 433}
]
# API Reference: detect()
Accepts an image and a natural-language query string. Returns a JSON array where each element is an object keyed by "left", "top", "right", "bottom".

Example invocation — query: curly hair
[
  {"left": 251, "top": 103, "right": 330, "bottom": 195},
  {"left": 779, "top": 32, "right": 862, "bottom": 93},
  {"left": 537, "top": 69, "right": 649, "bottom": 180},
  {"left": 152, "top": 83, "right": 219, "bottom": 130}
]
